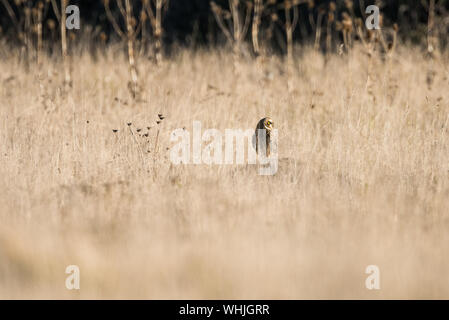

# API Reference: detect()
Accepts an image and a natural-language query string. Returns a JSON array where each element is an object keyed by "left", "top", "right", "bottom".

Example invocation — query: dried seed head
[
  {"left": 47, "top": 19, "right": 56, "bottom": 30},
  {"left": 344, "top": 0, "right": 353, "bottom": 9},
  {"left": 100, "top": 32, "right": 107, "bottom": 42},
  {"left": 307, "top": 0, "right": 314, "bottom": 9},
  {"left": 342, "top": 13, "right": 353, "bottom": 32}
]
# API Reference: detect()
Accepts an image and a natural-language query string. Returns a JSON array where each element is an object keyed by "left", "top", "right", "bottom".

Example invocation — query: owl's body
[
  {"left": 251, "top": 117, "right": 301, "bottom": 175},
  {"left": 254, "top": 117, "right": 273, "bottom": 157}
]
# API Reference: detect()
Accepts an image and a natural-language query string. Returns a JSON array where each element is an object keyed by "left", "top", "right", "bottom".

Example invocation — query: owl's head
[{"left": 263, "top": 117, "right": 273, "bottom": 132}]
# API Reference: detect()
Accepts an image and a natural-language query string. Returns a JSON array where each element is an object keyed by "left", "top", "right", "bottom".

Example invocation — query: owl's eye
[{"left": 266, "top": 121, "right": 271, "bottom": 126}]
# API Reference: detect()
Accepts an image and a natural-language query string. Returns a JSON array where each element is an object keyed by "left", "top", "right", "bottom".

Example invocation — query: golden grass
[{"left": 0, "top": 45, "right": 448, "bottom": 299}]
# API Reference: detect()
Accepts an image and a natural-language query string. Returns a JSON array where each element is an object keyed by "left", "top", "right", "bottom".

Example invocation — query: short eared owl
[{"left": 254, "top": 117, "right": 273, "bottom": 156}]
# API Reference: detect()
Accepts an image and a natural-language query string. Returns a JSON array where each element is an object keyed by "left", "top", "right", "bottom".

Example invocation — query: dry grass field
[{"left": 0, "top": 44, "right": 448, "bottom": 299}]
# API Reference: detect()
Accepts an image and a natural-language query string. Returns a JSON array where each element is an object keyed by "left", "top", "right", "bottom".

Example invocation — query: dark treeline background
[{"left": 0, "top": 0, "right": 448, "bottom": 52}]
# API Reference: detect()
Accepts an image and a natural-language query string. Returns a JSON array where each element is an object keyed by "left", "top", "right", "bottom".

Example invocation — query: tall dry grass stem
[
  {"left": 51, "top": 0, "right": 72, "bottom": 90},
  {"left": 104, "top": 0, "right": 142, "bottom": 99},
  {"left": 211, "top": 0, "right": 252, "bottom": 80},
  {"left": 143, "top": 0, "right": 169, "bottom": 66}
]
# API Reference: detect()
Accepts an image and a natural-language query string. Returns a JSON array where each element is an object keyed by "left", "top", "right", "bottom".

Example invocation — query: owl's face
[{"left": 263, "top": 118, "right": 273, "bottom": 132}]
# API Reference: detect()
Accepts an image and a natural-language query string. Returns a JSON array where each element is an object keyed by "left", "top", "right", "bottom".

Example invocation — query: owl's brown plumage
[{"left": 254, "top": 117, "right": 273, "bottom": 157}]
